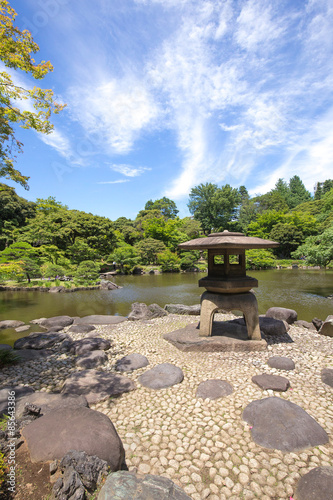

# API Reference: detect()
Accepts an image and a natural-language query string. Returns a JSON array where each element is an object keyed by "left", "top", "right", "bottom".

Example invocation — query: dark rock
[
  {"left": 128, "top": 302, "right": 168, "bottom": 321},
  {"left": 163, "top": 323, "right": 267, "bottom": 352},
  {"left": 98, "top": 471, "right": 191, "bottom": 500},
  {"left": 321, "top": 368, "right": 333, "bottom": 388},
  {"left": 0, "top": 385, "right": 35, "bottom": 417},
  {"left": 266, "top": 306, "right": 297, "bottom": 324},
  {"left": 236, "top": 316, "right": 289, "bottom": 336},
  {"left": 318, "top": 315, "right": 333, "bottom": 337},
  {"left": 59, "top": 450, "right": 109, "bottom": 491},
  {"left": 0, "top": 320, "right": 25, "bottom": 330},
  {"left": 15, "top": 349, "right": 53, "bottom": 363},
  {"left": 75, "top": 350, "right": 108, "bottom": 369},
  {"left": 242, "top": 397, "right": 329, "bottom": 451},
  {"left": 14, "top": 331, "right": 72, "bottom": 350},
  {"left": 252, "top": 373, "right": 290, "bottom": 391},
  {"left": 115, "top": 353, "right": 149, "bottom": 372},
  {"left": 22, "top": 406, "right": 125, "bottom": 468},
  {"left": 294, "top": 320, "right": 317, "bottom": 331},
  {"left": 68, "top": 324, "right": 96, "bottom": 334},
  {"left": 267, "top": 356, "right": 295, "bottom": 370},
  {"left": 0, "top": 344, "right": 12, "bottom": 351},
  {"left": 61, "top": 369, "right": 136, "bottom": 404},
  {"left": 40, "top": 315, "right": 74, "bottom": 329},
  {"left": 196, "top": 379, "right": 233, "bottom": 400},
  {"left": 74, "top": 315, "right": 127, "bottom": 325},
  {"left": 70, "top": 338, "right": 111, "bottom": 356},
  {"left": 15, "top": 392, "right": 88, "bottom": 419},
  {"left": 22, "top": 403, "right": 41, "bottom": 417},
  {"left": 51, "top": 465, "right": 85, "bottom": 500},
  {"left": 312, "top": 318, "right": 323, "bottom": 331},
  {"left": 294, "top": 466, "right": 333, "bottom": 500},
  {"left": 138, "top": 363, "right": 184, "bottom": 390},
  {"left": 164, "top": 304, "right": 201, "bottom": 315}
]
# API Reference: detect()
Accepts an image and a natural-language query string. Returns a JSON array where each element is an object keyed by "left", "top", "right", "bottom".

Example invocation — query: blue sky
[{"left": 5, "top": 0, "right": 333, "bottom": 219}]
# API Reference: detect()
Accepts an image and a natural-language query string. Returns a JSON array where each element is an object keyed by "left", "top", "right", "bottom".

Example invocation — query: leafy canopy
[{"left": 0, "top": 0, "right": 65, "bottom": 187}]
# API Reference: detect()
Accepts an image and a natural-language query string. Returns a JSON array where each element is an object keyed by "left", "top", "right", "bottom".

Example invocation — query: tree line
[{"left": 0, "top": 176, "right": 332, "bottom": 284}]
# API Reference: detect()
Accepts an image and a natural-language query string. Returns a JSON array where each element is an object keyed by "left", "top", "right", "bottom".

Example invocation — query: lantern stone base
[
  {"left": 163, "top": 323, "right": 267, "bottom": 352},
  {"left": 200, "top": 290, "right": 261, "bottom": 340}
]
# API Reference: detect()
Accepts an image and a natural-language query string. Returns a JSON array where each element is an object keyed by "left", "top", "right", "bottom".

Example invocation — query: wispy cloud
[
  {"left": 109, "top": 164, "right": 151, "bottom": 177},
  {"left": 97, "top": 179, "right": 130, "bottom": 184}
]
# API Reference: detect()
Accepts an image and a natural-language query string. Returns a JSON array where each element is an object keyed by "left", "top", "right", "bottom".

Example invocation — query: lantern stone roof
[{"left": 178, "top": 230, "right": 279, "bottom": 250}]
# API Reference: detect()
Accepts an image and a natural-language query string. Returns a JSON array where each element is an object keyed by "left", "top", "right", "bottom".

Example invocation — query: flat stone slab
[
  {"left": 115, "top": 353, "right": 149, "bottom": 372},
  {"left": 68, "top": 324, "right": 96, "bottom": 334},
  {"left": 267, "top": 356, "right": 295, "bottom": 370},
  {"left": 61, "top": 369, "right": 136, "bottom": 404},
  {"left": 0, "top": 385, "right": 35, "bottom": 417},
  {"left": 163, "top": 323, "right": 267, "bottom": 352},
  {"left": 22, "top": 406, "right": 125, "bottom": 469},
  {"left": 321, "top": 368, "right": 333, "bottom": 388},
  {"left": 75, "top": 350, "right": 108, "bottom": 369},
  {"left": 252, "top": 373, "right": 290, "bottom": 391},
  {"left": 70, "top": 338, "right": 111, "bottom": 355},
  {"left": 0, "top": 320, "right": 25, "bottom": 330},
  {"left": 138, "top": 363, "right": 184, "bottom": 390},
  {"left": 98, "top": 471, "right": 191, "bottom": 500},
  {"left": 295, "top": 466, "right": 333, "bottom": 500},
  {"left": 15, "top": 392, "right": 88, "bottom": 419},
  {"left": 40, "top": 315, "right": 74, "bottom": 329},
  {"left": 242, "top": 397, "right": 329, "bottom": 451},
  {"left": 196, "top": 380, "right": 233, "bottom": 400},
  {"left": 164, "top": 304, "right": 201, "bottom": 315},
  {"left": 14, "top": 331, "right": 71, "bottom": 350},
  {"left": 73, "top": 315, "right": 127, "bottom": 325},
  {"left": 15, "top": 325, "right": 31, "bottom": 333}
]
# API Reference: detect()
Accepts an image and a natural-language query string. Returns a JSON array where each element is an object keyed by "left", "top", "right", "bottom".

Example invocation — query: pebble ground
[{"left": 1, "top": 313, "right": 332, "bottom": 500}]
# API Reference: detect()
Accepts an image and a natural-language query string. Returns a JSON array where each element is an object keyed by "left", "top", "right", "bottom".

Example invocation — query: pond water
[{"left": 0, "top": 269, "right": 332, "bottom": 345}]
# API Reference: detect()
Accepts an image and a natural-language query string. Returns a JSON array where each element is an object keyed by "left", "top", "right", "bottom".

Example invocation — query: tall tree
[
  {"left": 288, "top": 175, "right": 312, "bottom": 208},
  {"left": 144, "top": 197, "right": 179, "bottom": 219},
  {"left": 0, "top": 0, "right": 65, "bottom": 187}
]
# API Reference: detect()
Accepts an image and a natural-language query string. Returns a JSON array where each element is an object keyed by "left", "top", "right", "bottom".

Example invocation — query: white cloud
[
  {"left": 97, "top": 179, "right": 130, "bottom": 184},
  {"left": 109, "top": 164, "right": 151, "bottom": 177}
]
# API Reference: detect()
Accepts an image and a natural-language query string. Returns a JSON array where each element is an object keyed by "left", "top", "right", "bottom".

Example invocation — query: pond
[{"left": 0, "top": 269, "right": 332, "bottom": 345}]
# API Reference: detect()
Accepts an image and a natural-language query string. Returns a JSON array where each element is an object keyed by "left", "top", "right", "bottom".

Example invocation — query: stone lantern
[{"left": 178, "top": 230, "right": 279, "bottom": 341}]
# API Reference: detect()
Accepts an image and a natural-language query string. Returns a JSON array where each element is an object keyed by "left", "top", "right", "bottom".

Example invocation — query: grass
[{"left": 0, "top": 350, "right": 20, "bottom": 369}]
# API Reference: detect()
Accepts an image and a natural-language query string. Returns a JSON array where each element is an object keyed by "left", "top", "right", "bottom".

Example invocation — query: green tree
[
  {"left": 66, "top": 239, "right": 98, "bottom": 264},
  {"left": 291, "top": 226, "right": 333, "bottom": 267},
  {"left": 134, "top": 238, "right": 166, "bottom": 265},
  {"left": 35, "top": 197, "right": 68, "bottom": 214},
  {"left": 288, "top": 176, "right": 312, "bottom": 208},
  {"left": 43, "top": 263, "right": 66, "bottom": 279},
  {"left": 0, "top": 0, "right": 65, "bottom": 187},
  {"left": 141, "top": 217, "right": 186, "bottom": 251},
  {"left": 74, "top": 260, "right": 100, "bottom": 283},
  {"left": 180, "top": 217, "right": 202, "bottom": 239},
  {"left": 269, "top": 223, "right": 305, "bottom": 258},
  {"left": 157, "top": 249, "right": 181, "bottom": 272},
  {"left": 144, "top": 197, "right": 179, "bottom": 219},
  {"left": 0, "top": 260, "right": 24, "bottom": 281},
  {"left": 109, "top": 244, "right": 140, "bottom": 274}
]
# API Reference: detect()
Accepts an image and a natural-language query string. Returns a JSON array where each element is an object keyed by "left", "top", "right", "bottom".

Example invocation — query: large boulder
[
  {"left": 138, "top": 363, "right": 184, "bottom": 390},
  {"left": 318, "top": 315, "right": 333, "bottom": 337},
  {"left": 265, "top": 307, "right": 297, "bottom": 324},
  {"left": 164, "top": 304, "right": 201, "bottom": 315},
  {"left": 0, "top": 385, "right": 35, "bottom": 417},
  {"left": 98, "top": 471, "right": 191, "bottom": 500},
  {"left": 128, "top": 302, "right": 167, "bottom": 321},
  {"left": 115, "top": 353, "right": 149, "bottom": 372},
  {"left": 61, "top": 369, "right": 136, "bottom": 404},
  {"left": 294, "top": 320, "right": 316, "bottom": 331},
  {"left": 68, "top": 324, "right": 96, "bottom": 334},
  {"left": 22, "top": 406, "right": 124, "bottom": 469},
  {"left": 243, "top": 397, "right": 329, "bottom": 451},
  {"left": 235, "top": 316, "right": 289, "bottom": 336},
  {"left": 294, "top": 466, "right": 333, "bottom": 500},
  {"left": 14, "top": 331, "right": 71, "bottom": 350},
  {"left": 75, "top": 350, "right": 108, "bottom": 369},
  {"left": 0, "top": 320, "right": 25, "bottom": 330},
  {"left": 40, "top": 316, "right": 74, "bottom": 330},
  {"left": 70, "top": 338, "right": 111, "bottom": 356},
  {"left": 15, "top": 392, "right": 88, "bottom": 419}
]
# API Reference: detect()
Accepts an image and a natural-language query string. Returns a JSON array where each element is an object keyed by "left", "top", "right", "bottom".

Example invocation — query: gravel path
[{"left": 1, "top": 313, "right": 332, "bottom": 500}]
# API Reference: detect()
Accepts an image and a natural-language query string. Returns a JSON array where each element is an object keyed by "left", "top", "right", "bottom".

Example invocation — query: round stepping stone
[
  {"left": 295, "top": 466, "right": 333, "bottom": 500},
  {"left": 321, "top": 368, "right": 333, "bottom": 388},
  {"left": 115, "top": 354, "right": 149, "bottom": 372},
  {"left": 70, "top": 338, "right": 111, "bottom": 355},
  {"left": 75, "top": 350, "right": 108, "bottom": 369},
  {"left": 98, "top": 471, "right": 191, "bottom": 500},
  {"left": 40, "top": 315, "right": 74, "bottom": 329},
  {"left": 15, "top": 392, "right": 88, "bottom": 419},
  {"left": 242, "top": 397, "right": 329, "bottom": 452},
  {"left": 267, "top": 356, "right": 295, "bottom": 371},
  {"left": 138, "top": 363, "right": 184, "bottom": 390},
  {"left": 196, "top": 379, "right": 233, "bottom": 400},
  {"left": 68, "top": 324, "right": 96, "bottom": 334},
  {"left": 22, "top": 406, "right": 124, "bottom": 469},
  {"left": 252, "top": 373, "right": 290, "bottom": 391},
  {"left": 61, "top": 369, "right": 136, "bottom": 404}
]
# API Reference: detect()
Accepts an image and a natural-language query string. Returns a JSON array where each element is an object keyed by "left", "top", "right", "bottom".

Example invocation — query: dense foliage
[{"left": 0, "top": 175, "right": 332, "bottom": 284}]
